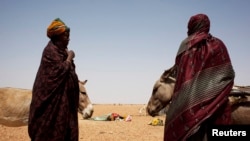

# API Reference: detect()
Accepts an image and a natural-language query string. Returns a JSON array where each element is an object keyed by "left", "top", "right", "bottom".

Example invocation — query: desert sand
[{"left": 0, "top": 104, "right": 165, "bottom": 141}]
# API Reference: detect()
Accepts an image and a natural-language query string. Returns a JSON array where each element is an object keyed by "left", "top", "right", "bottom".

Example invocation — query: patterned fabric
[
  {"left": 164, "top": 14, "right": 235, "bottom": 141},
  {"left": 28, "top": 41, "right": 79, "bottom": 141},
  {"left": 47, "top": 18, "right": 70, "bottom": 39},
  {"left": 187, "top": 14, "right": 210, "bottom": 36}
]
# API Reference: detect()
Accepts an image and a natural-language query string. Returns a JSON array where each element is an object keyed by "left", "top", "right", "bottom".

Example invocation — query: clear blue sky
[{"left": 1, "top": 0, "right": 249, "bottom": 104}]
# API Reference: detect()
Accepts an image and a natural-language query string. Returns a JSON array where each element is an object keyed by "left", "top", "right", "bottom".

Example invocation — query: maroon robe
[
  {"left": 164, "top": 14, "right": 235, "bottom": 141},
  {"left": 28, "top": 41, "right": 79, "bottom": 141}
]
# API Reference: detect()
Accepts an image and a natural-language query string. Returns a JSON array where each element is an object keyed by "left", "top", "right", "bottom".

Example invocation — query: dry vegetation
[{"left": 0, "top": 104, "right": 166, "bottom": 141}]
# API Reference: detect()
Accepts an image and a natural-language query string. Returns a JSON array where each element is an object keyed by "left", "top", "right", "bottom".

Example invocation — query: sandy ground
[{"left": 0, "top": 104, "right": 166, "bottom": 141}]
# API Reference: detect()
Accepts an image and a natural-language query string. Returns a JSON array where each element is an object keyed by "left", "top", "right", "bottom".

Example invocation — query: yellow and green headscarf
[{"left": 47, "top": 18, "right": 70, "bottom": 38}]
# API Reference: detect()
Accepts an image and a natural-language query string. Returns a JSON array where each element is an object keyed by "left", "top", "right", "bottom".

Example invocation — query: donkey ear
[
  {"left": 160, "top": 65, "right": 176, "bottom": 82},
  {"left": 83, "top": 80, "right": 88, "bottom": 84},
  {"left": 79, "top": 80, "right": 88, "bottom": 85},
  {"left": 160, "top": 69, "right": 171, "bottom": 82}
]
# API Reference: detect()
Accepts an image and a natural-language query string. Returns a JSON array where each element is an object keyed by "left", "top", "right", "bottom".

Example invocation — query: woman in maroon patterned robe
[
  {"left": 28, "top": 18, "right": 79, "bottom": 141},
  {"left": 164, "top": 14, "right": 235, "bottom": 141}
]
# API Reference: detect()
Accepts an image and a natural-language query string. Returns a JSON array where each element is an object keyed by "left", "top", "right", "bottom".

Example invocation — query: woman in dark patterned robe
[
  {"left": 28, "top": 18, "right": 79, "bottom": 141},
  {"left": 164, "top": 14, "right": 235, "bottom": 141}
]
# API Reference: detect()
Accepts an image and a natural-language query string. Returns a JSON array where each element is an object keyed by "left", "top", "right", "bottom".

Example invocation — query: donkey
[
  {"left": 146, "top": 66, "right": 250, "bottom": 124},
  {"left": 0, "top": 79, "right": 93, "bottom": 127}
]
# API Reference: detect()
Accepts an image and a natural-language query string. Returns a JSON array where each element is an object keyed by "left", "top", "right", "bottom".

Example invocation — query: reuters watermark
[
  {"left": 212, "top": 128, "right": 246, "bottom": 136},
  {"left": 208, "top": 125, "right": 250, "bottom": 140}
]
